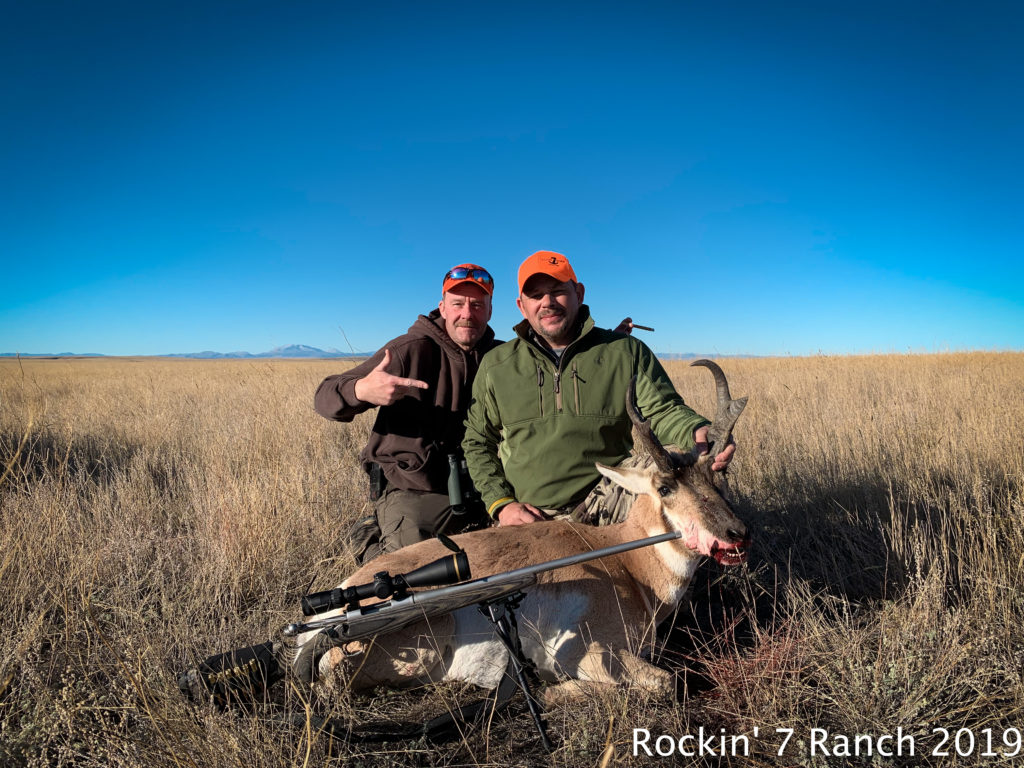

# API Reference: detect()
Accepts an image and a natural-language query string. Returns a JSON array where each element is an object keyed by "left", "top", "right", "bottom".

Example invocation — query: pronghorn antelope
[{"left": 295, "top": 360, "right": 750, "bottom": 701}]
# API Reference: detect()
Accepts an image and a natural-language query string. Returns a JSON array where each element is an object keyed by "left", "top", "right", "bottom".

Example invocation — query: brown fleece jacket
[{"left": 314, "top": 310, "right": 500, "bottom": 494}]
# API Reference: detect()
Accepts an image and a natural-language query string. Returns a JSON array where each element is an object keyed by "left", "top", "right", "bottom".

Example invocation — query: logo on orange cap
[{"left": 517, "top": 251, "right": 577, "bottom": 293}]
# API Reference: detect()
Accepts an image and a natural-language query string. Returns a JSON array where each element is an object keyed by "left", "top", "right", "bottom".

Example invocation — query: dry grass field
[{"left": 1, "top": 352, "right": 1022, "bottom": 767}]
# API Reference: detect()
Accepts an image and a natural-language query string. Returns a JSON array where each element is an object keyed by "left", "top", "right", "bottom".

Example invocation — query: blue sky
[{"left": 2, "top": 1, "right": 1021, "bottom": 356}]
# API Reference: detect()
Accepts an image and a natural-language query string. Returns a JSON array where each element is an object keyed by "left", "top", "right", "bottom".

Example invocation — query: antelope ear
[{"left": 595, "top": 463, "right": 654, "bottom": 496}]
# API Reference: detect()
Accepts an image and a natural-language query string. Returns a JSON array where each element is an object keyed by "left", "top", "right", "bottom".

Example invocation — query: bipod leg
[{"left": 481, "top": 594, "right": 553, "bottom": 752}]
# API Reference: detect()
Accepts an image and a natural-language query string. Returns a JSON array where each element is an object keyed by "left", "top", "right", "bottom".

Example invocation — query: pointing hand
[{"left": 354, "top": 348, "right": 430, "bottom": 406}]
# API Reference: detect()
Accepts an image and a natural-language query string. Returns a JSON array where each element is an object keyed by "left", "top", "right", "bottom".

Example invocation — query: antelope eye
[{"left": 657, "top": 485, "right": 672, "bottom": 497}]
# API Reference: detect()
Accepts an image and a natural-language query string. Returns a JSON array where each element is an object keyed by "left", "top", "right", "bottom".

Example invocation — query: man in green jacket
[{"left": 462, "top": 250, "right": 735, "bottom": 527}]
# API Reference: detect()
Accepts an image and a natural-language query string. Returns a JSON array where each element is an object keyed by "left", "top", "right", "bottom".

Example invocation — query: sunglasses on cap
[{"left": 444, "top": 267, "right": 493, "bottom": 286}]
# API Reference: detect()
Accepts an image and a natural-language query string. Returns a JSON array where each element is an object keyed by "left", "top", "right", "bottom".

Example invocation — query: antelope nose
[{"left": 726, "top": 528, "right": 748, "bottom": 544}]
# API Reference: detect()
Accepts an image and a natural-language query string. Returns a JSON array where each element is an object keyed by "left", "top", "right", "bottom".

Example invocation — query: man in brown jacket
[{"left": 314, "top": 264, "right": 501, "bottom": 562}]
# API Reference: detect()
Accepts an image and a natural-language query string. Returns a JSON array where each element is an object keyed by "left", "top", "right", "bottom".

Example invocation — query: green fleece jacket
[{"left": 462, "top": 307, "right": 710, "bottom": 517}]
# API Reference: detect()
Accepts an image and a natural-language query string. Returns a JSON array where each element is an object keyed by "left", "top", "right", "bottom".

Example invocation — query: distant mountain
[
  {"left": 651, "top": 354, "right": 757, "bottom": 362},
  {"left": 164, "top": 344, "right": 369, "bottom": 359},
  {"left": 3, "top": 346, "right": 751, "bottom": 360},
  {"left": 656, "top": 352, "right": 701, "bottom": 360},
  {"left": 0, "top": 352, "right": 107, "bottom": 358},
  {"left": 260, "top": 344, "right": 355, "bottom": 358},
  {"left": 2, "top": 346, "right": 369, "bottom": 359},
  {"left": 654, "top": 352, "right": 757, "bottom": 359}
]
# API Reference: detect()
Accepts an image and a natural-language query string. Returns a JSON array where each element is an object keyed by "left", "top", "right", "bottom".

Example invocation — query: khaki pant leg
[{"left": 375, "top": 489, "right": 454, "bottom": 554}]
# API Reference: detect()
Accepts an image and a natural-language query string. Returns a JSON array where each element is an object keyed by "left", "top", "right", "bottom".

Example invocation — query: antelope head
[{"left": 596, "top": 360, "right": 750, "bottom": 566}]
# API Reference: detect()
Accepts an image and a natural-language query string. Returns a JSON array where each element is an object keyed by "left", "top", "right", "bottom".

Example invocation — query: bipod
[{"left": 479, "top": 591, "right": 553, "bottom": 752}]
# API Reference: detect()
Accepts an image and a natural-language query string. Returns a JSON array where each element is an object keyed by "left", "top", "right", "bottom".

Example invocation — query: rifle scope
[{"left": 301, "top": 550, "right": 470, "bottom": 616}]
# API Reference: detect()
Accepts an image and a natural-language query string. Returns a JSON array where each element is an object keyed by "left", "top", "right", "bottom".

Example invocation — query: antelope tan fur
[{"left": 296, "top": 359, "right": 750, "bottom": 701}]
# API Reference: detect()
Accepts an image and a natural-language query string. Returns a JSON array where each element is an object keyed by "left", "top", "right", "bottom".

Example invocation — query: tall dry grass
[{"left": 0, "top": 353, "right": 1021, "bottom": 767}]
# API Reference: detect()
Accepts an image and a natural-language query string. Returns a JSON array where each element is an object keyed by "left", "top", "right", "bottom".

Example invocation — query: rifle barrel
[{"left": 478, "top": 530, "right": 682, "bottom": 584}]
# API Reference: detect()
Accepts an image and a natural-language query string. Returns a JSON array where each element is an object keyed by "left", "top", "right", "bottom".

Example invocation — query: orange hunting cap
[
  {"left": 442, "top": 264, "right": 494, "bottom": 295},
  {"left": 517, "top": 251, "right": 577, "bottom": 293}
]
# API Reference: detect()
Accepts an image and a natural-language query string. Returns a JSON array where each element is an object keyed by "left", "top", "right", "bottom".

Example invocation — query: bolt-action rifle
[{"left": 179, "top": 530, "right": 683, "bottom": 750}]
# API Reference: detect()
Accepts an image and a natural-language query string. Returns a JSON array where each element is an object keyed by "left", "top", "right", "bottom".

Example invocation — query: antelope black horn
[
  {"left": 690, "top": 359, "right": 747, "bottom": 458},
  {"left": 626, "top": 376, "right": 675, "bottom": 474}
]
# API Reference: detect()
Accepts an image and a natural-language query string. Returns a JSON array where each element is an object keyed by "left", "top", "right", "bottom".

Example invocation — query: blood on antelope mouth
[{"left": 710, "top": 541, "right": 749, "bottom": 566}]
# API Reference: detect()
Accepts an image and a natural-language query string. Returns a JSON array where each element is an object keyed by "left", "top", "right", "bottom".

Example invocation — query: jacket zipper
[
  {"left": 524, "top": 331, "right": 581, "bottom": 414},
  {"left": 536, "top": 365, "right": 545, "bottom": 416},
  {"left": 571, "top": 361, "right": 580, "bottom": 411}
]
